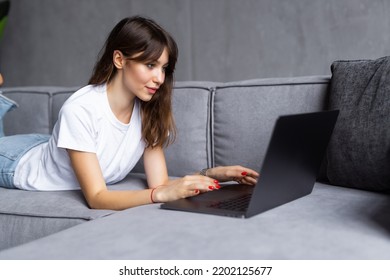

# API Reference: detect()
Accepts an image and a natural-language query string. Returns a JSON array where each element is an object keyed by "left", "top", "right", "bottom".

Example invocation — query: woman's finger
[{"left": 181, "top": 176, "right": 220, "bottom": 192}]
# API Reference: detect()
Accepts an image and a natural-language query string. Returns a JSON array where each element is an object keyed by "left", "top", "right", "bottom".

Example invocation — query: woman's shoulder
[
  {"left": 65, "top": 84, "right": 105, "bottom": 105},
  {"left": 59, "top": 84, "right": 106, "bottom": 117}
]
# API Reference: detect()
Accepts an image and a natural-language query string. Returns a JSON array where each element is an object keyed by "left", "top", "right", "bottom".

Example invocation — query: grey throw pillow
[{"left": 326, "top": 56, "right": 390, "bottom": 191}]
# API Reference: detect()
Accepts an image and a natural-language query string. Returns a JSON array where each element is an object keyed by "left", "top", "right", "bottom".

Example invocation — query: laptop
[{"left": 161, "top": 110, "right": 339, "bottom": 218}]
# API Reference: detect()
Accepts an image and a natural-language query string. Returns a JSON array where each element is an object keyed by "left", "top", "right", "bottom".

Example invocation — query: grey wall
[{"left": 0, "top": 0, "right": 389, "bottom": 86}]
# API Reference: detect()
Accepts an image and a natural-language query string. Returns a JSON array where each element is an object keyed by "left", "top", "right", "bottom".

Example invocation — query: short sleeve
[{"left": 56, "top": 103, "right": 98, "bottom": 153}]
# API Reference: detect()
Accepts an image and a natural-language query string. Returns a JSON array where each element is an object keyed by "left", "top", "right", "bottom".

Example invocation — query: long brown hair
[{"left": 89, "top": 16, "right": 178, "bottom": 148}]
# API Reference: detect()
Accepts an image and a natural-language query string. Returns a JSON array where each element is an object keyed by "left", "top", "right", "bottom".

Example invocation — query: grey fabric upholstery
[
  {"left": 51, "top": 89, "right": 79, "bottom": 126},
  {"left": 1, "top": 76, "right": 389, "bottom": 259},
  {"left": 0, "top": 190, "right": 106, "bottom": 251},
  {"left": 213, "top": 76, "right": 329, "bottom": 171},
  {"left": 327, "top": 57, "right": 390, "bottom": 191},
  {"left": 2, "top": 87, "right": 78, "bottom": 135},
  {"left": 3, "top": 90, "right": 51, "bottom": 135},
  {"left": 1, "top": 182, "right": 389, "bottom": 260},
  {"left": 0, "top": 174, "right": 146, "bottom": 251}
]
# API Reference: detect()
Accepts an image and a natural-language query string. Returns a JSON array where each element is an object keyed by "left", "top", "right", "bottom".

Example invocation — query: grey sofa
[{"left": 0, "top": 76, "right": 389, "bottom": 259}]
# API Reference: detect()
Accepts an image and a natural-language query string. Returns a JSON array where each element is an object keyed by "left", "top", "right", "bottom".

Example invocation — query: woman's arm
[
  {"left": 142, "top": 145, "right": 169, "bottom": 188},
  {"left": 143, "top": 147, "right": 259, "bottom": 202},
  {"left": 142, "top": 146, "right": 219, "bottom": 202},
  {"left": 67, "top": 147, "right": 219, "bottom": 210},
  {"left": 67, "top": 149, "right": 153, "bottom": 210}
]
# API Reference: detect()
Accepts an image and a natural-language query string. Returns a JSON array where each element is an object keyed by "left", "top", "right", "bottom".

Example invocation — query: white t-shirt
[{"left": 14, "top": 84, "right": 145, "bottom": 191}]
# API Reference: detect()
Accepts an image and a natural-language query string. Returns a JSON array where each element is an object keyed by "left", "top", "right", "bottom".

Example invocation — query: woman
[{"left": 0, "top": 16, "right": 259, "bottom": 210}]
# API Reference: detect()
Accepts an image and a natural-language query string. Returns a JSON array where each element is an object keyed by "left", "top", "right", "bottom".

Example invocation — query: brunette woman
[{"left": 0, "top": 16, "right": 258, "bottom": 210}]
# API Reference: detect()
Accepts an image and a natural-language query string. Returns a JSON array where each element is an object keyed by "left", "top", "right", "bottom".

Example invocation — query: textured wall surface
[{"left": 0, "top": 0, "right": 389, "bottom": 86}]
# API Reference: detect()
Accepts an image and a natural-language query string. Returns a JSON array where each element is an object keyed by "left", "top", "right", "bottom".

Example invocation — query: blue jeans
[
  {"left": 0, "top": 93, "right": 19, "bottom": 137},
  {"left": 0, "top": 134, "right": 50, "bottom": 188}
]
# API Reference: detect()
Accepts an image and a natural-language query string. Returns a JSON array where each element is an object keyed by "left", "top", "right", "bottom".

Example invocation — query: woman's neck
[{"left": 106, "top": 76, "right": 135, "bottom": 124}]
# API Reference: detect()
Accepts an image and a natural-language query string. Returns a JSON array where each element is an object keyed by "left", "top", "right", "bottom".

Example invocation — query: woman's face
[
  {"left": 121, "top": 48, "right": 169, "bottom": 102},
  {"left": 0, "top": 74, "right": 3, "bottom": 86}
]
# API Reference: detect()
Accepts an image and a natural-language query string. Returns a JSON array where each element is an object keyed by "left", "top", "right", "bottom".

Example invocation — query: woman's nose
[{"left": 153, "top": 68, "right": 165, "bottom": 85}]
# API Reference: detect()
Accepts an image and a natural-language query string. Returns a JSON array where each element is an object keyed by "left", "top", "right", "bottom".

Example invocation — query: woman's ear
[{"left": 113, "top": 50, "right": 125, "bottom": 69}]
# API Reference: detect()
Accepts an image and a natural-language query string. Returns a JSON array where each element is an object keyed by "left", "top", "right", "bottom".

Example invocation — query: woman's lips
[{"left": 146, "top": 86, "right": 158, "bottom": 94}]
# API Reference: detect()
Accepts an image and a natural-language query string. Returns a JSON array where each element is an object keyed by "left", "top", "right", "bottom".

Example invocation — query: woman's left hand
[{"left": 204, "top": 165, "right": 259, "bottom": 185}]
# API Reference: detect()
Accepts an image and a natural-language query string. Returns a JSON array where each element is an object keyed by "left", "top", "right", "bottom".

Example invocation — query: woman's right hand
[{"left": 151, "top": 175, "right": 220, "bottom": 203}]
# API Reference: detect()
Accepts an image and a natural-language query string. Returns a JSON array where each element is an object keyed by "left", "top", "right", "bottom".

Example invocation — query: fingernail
[
  {"left": 208, "top": 186, "right": 214, "bottom": 190},
  {"left": 241, "top": 171, "right": 248, "bottom": 176},
  {"left": 195, "top": 189, "right": 200, "bottom": 194},
  {"left": 214, "top": 180, "right": 219, "bottom": 183},
  {"left": 215, "top": 185, "right": 221, "bottom": 189}
]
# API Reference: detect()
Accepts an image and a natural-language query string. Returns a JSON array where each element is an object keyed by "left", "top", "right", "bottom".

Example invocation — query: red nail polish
[
  {"left": 241, "top": 171, "right": 248, "bottom": 176},
  {"left": 208, "top": 186, "right": 214, "bottom": 190},
  {"left": 195, "top": 189, "right": 200, "bottom": 194},
  {"left": 215, "top": 185, "right": 221, "bottom": 189},
  {"left": 214, "top": 180, "right": 219, "bottom": 183}
]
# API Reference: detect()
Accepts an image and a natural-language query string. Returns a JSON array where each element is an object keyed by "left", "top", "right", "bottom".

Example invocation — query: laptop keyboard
[{"left": 208, "top": 193, "right": 251, "bottom": 212}]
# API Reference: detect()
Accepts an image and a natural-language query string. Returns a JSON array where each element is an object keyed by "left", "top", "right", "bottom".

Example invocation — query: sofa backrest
[
  {"left": 212, "top": 76, "right": 330, "bottom": 172},
  {"left": 2, "top": 76, "right": 330, "bottom": 177},
  {"left": 2, "top": 87, "right": 78, "bottom": 135}
]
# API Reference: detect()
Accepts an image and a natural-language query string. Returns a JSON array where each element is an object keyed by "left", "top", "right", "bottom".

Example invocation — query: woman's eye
[{"left": 146, "top": 64, "right": 155, "bottom": 69}]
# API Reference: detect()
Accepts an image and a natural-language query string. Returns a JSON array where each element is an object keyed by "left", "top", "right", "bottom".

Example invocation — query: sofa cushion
[
  {"left": 51, "top": 89, "right": 78, "bottom": 126},
  {"left": 327, "top": 57, "right": 390, "bottom": 191},
  {"left": 212, "top": 76, "right": 330, "bottom": 172},
  {"left": 0, "top": 188, "right": 113, "bottom": 251},
  {"left": 1, "top": 87, "right": 69, "bottom": 135},
  {"left": 1, "top": 182, "right": 389, "bottom": 259},
  {"left": 0, "top": 173, "right": 147, "bottom": 251}
]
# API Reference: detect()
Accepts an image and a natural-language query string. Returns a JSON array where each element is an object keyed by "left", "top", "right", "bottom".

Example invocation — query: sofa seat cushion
[
  {"left": 1, "top": 182, "right": 389, "bottom": 259},
  {"left": 327, "top": 57, "right": 390, "bottom": 191},
  {"left": 0, "top": 173, "right": 147, "bottom": 251}
]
